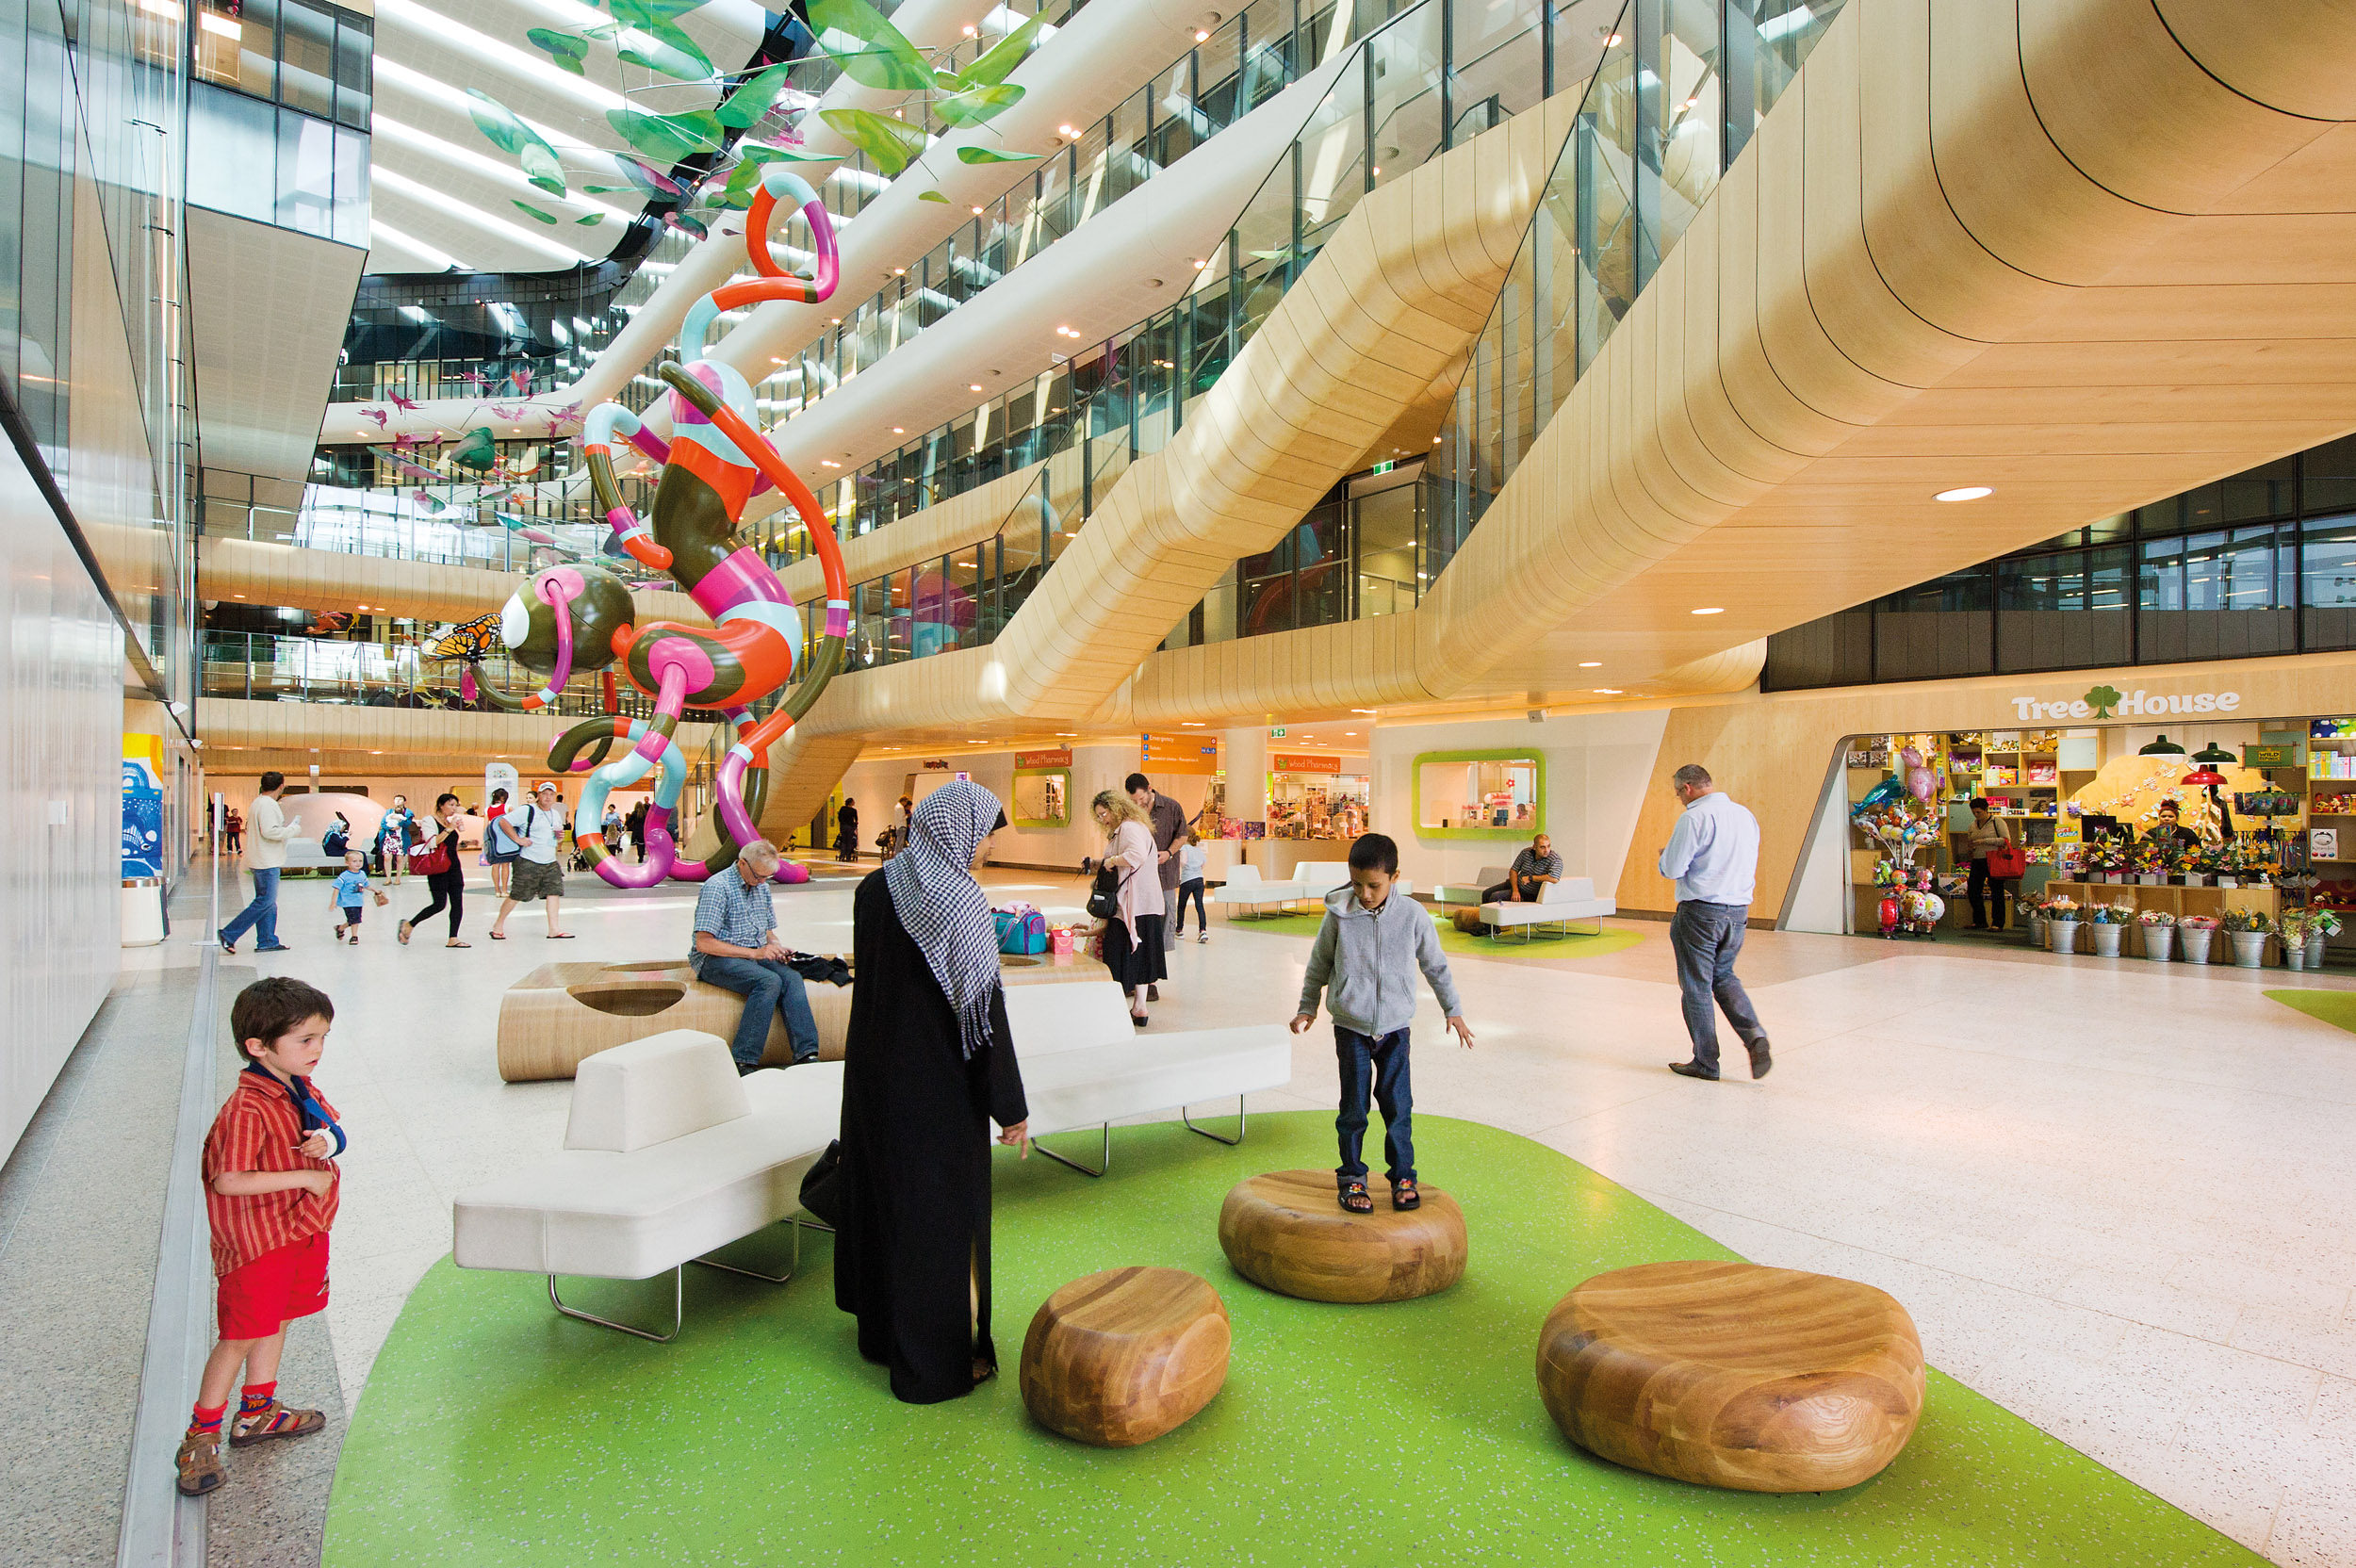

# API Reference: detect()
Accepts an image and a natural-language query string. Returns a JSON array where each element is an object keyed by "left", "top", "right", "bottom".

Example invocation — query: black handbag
[
  {"left": 1086, "top": 858, "right": 1126, "bottom": 921},
  {"left": 798, "top": 1139, "right": 843, "bottom": 1230}
]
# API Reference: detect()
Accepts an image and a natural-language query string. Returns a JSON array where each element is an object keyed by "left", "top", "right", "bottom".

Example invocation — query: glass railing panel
[{"left": 1366, "top": 1, "right": 1446, "bottom": 195}]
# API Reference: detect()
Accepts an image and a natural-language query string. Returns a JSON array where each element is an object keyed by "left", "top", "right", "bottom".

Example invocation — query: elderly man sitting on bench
[
  {"left": 1483, "top": 834, "right": 1562, "bottom": 905},
  {"left": 690, "top": 839, "right": 821, "bottom": 1075}
]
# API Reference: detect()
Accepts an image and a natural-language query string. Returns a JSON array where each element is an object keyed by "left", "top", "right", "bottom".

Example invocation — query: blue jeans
[
  {"left": 696, "top": 955, "right": 820, "bottom": 1069},
  {"left": 220, "top": 867, "right": 281, "bottom": 949},
  {"left": 1171, "top": 877, "right": 1206, "bottom": 935},
  {"left": 1669, "top": 901, "right": 1763, "bottom": 1075},
  {"left": 1334, "top": 1026, "right": 1415, "bottom": 1186}
]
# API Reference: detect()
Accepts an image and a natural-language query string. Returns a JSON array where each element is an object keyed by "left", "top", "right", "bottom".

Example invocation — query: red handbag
[
  {"left": 1986, "top": 841, "right": 2027, "bottom": 878},
  {"left": 407, "top": 830, "right": 451, "bottom": 876}
]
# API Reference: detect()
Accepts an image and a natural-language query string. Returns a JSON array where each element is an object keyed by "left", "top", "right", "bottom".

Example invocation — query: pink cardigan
[{"left": 1108, "top": 819, "right": 1165, "bottom": 936}]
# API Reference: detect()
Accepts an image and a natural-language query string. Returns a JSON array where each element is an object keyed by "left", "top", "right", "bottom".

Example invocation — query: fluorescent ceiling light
[
  {"left": 369, "top": 220, "right": 461, "bottom": 271},
  {"left": 1934, "top": 485, "right": 1994, "bottom": 502},
  {"left": 370, "top": 114, "right": 634, "bottom": 225},
  {"left": 377, "top": 0, "right": 627, "bottom": 115},
  {"left": 373, "top": 166, "right": 592, "bottom": 266}
]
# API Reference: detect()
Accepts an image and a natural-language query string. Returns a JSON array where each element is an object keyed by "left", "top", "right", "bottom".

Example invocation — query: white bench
[
  {"left": 452, "top": 1031, "right": 843, "bottom": 1340},
  {"left": 1449, "top": 866, "right": 1615, "bottom": 939},
  {"left": 1006, "top": 982, "right": 1293, "bottom": 1178},
  {"left": 1208, "top": 863, "right": 1304, "bottom": 918}
]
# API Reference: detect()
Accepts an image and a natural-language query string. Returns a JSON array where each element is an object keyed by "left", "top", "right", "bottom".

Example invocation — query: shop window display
[
  {"left": 1266, "top": 758, "right": 1369, "bottom": 841},
  {"left": 1413, "top": 752, "right": 1541, "bottom": 840}
]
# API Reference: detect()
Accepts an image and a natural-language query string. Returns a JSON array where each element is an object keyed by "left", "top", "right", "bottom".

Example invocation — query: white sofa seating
[
  {"left": 1434, "top": 866, "right": 1512, "bottom": 906},
  {"left": 1479, "top": 874, "right": 1615, "bottom": 938},
  {"left": 1208, "top": 862, "right": 1304, "bottom": 917},
  {"left": 452, "top": 1029, "right": 843, "bottom": 1339},
  {"left": 1005, "top": 982, "right": 1292, "bottom": 1177}
]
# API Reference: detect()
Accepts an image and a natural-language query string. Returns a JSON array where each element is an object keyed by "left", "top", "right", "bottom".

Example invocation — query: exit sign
[
  {"left": 1268, "top": 727, "right": 1285, "bottom": 738},
  {"left": 1367, "top": 460, "right": 1394, "bottom": 476}
]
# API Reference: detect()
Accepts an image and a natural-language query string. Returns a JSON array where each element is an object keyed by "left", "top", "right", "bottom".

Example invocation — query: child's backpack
[{"left": 993, "top": 906, "right": 1048, "bottom": 956}]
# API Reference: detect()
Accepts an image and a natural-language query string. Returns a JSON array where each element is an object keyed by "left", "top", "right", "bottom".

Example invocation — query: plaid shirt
[
  {"left": 690, "top": 869, "right": 776, "bottom": 974},
  {"left": 202, "top": 1070, "right": 340, "bottom": 1277}
]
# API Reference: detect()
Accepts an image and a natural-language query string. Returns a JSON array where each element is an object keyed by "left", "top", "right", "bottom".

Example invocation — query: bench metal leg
[
  {"left": 1035, "top": 1121, "right": 1110, "bottom": 1178},
  {"left": 548, "top": 1266, "right": 682, "bottom": 1343},
  {"left": 1182, "top": 1095, "right": 1247, "bottom": 1146},
  {"left": 690, "top": 1216, "right": 803, "bottom": 1285}
]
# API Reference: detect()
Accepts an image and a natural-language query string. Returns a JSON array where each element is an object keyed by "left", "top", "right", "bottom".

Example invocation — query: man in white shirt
[
  {"left": 488, "top": 781, "right": 574, "bottom": 939},
  {"left": 218, "top": 771, "right": 296, "bottom": 955},
  {"left": 1657, "top": 763, "right": 1769, "bottom": 1082}
]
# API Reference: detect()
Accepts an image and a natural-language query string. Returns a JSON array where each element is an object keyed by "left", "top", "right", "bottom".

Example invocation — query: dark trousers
[
  {"left": 1482, "top": 874, "right": 1545, "bottom": 904},
  {"left": 697, "top": 955, "right": 820, "bottom": 1068},
  {"left": 408, "top": 868, "right": 465, "bottom": 938},
  {"left": 1669, "top": 901, "right": 1763, "bottom": 1075},
  {"left": 1171, "top": 877, "right": 1206, "bottom": 934},
  {"left": 1334, "top": 1026, "right": 1415, "bottom": 1186},
  {"left": 1967, "top": 859, "right": 2012, "bottom": 929},
  {"left": 837, "top": 824, "right": 858, "bottom": 860}
]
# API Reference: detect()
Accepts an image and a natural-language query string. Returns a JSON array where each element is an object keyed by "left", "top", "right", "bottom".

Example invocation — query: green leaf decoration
[
  {"left": 716, "top": 61, "right": 797, "bottom": 129},
  {"left": 520, "top": 140, "right": 567, "bottom": 197},
  {"left": 606, "top": 106, "right": 724, "bottom": 165},
  {"left": 955, "top": 144, "right": 1039, "bottom": 164},
  {"left": 618, "top": 18, "right": 715, "bottom": 83},
  {"left": 933, "top": 82, "right": 1024, "bottom": 129},
  {"left": 575, "top": 213, "right": 604, "bottom": 225},
  {"left": 933, "top": 70, "right": 963, "bottom": 91},
  {"left": 709, "top": 157, "right": 764, "bottom": 210},
  {"left": 665, "top": 210, "right": 710, "bottom": 240},
  {"left": 466, "top": 90, "right": 543, "bottom": 156},
  {"left": 917, "top": 189, "right": 949, "bottom": 204},
  {"left": 956, "top": 10, "right": 1045, "bottom": 89},
  {"left": 613, "top": 155, "right": 685, "bottom": 198},
  {"left": 512, "top": 201, "right": 562, "bottom": 225},
  {"left": 580, "top": 185, "right": 632, "bottom": 193},
  {"left": 736, "top": 142, "right": 831, "bottom": 165},
  {"left": 809, "top": 0, "right": 929, "bottom": 90},
  {"left": 525, "top": 27, "right": 590, "bottom": 74},
  {"left": 818, "top": 106, "right": 927, "bottom": 175}
]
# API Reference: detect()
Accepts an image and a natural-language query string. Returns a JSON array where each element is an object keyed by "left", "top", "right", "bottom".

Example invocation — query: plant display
[
  {"left": 2310, "top": 908, "right": 2344, "bottom": 937},
  {"left": 2085, "top": 903, "right": 2134, "bottom": 925},
  {"left": 2219, "top": 906, "right": 2271, "bottom": 934},
  {"left": 2279, "top": 911, "right": 2309, "bottom": 942},
  {"left": 2082, "top": 832, "right": 2130, "bottom": 874},
  {"left": 2135, "top": 908, "right": 2176, "bottom": 927},
  {"left": 2177, "top": 914, "right": 2219, "bottom": 931},
  {"left": 464, "top": 0, "right": 1049, "bottom": 239},
  {"left": 2132, "top": 833, "right": 2184, "bottom": 876}
]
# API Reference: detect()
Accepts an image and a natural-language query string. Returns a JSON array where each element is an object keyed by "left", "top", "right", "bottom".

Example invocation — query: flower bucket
[
  {"left": 2028, "top": 916, "right": 2047, "bottom": 950},
  {"left": 2309, "top": 932, "right": 2328, "bottom": 969},
  {"left": 2142, "top": 927, "right": 2174, "bottom": 962},
  {"left": 2048, "top": 920, "right": 2079, "bottom": 954},
  {"left": 2230, "top": 932, "right": 2267, "bottom": 968},
  {"left": 2180, "top": 927, "right": 2215, "bottom": 963},
  {"left": 2285, "top": 941, "right": 2307, "bottom": 972},
  {"left": 2089, "top": 924, "right": 2124, "bottom": 957}
]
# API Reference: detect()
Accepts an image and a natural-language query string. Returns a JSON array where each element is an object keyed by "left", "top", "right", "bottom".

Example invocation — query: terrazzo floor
[{"left": 121, "top": 857, "right": 2356, "bottom": 1565}]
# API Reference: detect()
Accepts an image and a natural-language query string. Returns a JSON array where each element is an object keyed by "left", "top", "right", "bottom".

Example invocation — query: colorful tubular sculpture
[{"left": 487, "top": 168, "right": 852, "bottom": 889}]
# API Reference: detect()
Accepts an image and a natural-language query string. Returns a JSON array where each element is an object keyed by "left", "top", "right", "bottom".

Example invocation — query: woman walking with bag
[
  {"left": 1959, "top": 796, "right": 2019, "bottom": 931},
  {"left": 834, "top": 780, "right": 1029, "bottom": 1403},
  {"left": 1082, "top": 790, "right": 1167, "bottom": 1027},
  {"left": 399, "top": 793, "right": 470, "bottom": 947},
  {"left": 482, "top": 787, "right": 515, "bottom": 898}
]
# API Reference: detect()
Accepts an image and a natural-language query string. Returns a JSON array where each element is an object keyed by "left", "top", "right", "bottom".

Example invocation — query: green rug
[
  {"left": 326, "top": 1114, "right": 2251, "bottom": 1567},
  {"left": 1222, "top": 907, "right": 1644, "bottom": 960},
  {"left": 2265, "top": 988, "right": 2356, "bottom": 1035}
]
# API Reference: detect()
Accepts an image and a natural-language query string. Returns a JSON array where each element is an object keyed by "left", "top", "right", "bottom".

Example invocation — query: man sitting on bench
[
  {"left": 690, "top": 839, "right": 821, "bottom": 1075},
  {"left": 1484, "top": 834, "right": 1562, "bottom": 905}
]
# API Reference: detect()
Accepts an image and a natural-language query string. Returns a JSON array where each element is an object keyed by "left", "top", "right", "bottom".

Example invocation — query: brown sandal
[
  {"left": 229, "top": 1399, "right": 325, "bottom": 1447},
  {"left": 397, "top": 920, "right": 413, "bottom": 945},
  {"left": 174, "top": 1430, "right": 224, "bottom": 1495}
]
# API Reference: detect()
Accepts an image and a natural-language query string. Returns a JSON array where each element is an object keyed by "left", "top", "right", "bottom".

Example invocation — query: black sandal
[
  {"left": 1339, "top": 1181, "right": 1373, "bottom": 1215},
  {"left": 1391, "top": 1179, "right": 1421, "bottom": 1212}
]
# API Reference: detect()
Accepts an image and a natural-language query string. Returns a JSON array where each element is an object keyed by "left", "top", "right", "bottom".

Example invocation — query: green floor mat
[
  {"left": 1220, "top": 906, "right": 1644, "bottom": 960},
  {"left": 326, "top": 1113, "right": 2254, "bottom": 1567},
  {"left": 2265, "top": 988, "right": 2356, "bottom": 1035}
]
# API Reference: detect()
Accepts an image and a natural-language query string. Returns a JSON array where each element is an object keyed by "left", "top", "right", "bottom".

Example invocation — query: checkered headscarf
[{"left": 884, "top": 781, "right": 1005, "bottom": 1060}]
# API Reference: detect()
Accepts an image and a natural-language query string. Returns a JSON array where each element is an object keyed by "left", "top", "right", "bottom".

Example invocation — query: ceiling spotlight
[
  {"left": 971, "top": 205, "right": 985, "bottom": 215},
  {"left": 969, "top": 383, "right": 983, "bottom": 391},
  {"left": 1195, "top": 27, "right": 1210, "bottom": 40},
  {"left": 1578, "top": 661, "right": 1601, "bottom": 668},
  {"left": 1692, "top": 606, "right": 1726, "bottom": 615},
  {"left": 892, "top": 267, "right": 905, "bottom": 275},
  {"left": 1594, "top": 688, "right": 1622, "bottom": 694},
  {"left": 891, "top": 425, "right": 906, "bottom": 434},
  {"left": 962, "top": 21, "right": 976, "bottom": 33},
  {"left": 1191, "top": 258, "right": 1206, "bottom": 270},
  {"left": 821, "top": 459, "right": 841, "bottom": 467},
  {"left": 1935, "top": 485, "right": 1994, "bottom": 502},
  {"left": 1057, "top": 123, "right": 1075, "bottom": 137}
]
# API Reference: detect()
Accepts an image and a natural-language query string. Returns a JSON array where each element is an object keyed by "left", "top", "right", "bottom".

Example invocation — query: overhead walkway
[{"left": 720, "top": 0, "right": 2356, "bottom": 840}]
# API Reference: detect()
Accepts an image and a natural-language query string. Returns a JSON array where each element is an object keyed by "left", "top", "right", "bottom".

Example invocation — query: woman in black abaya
[{"left": 834, "top": 780, "right": 1030, "bottom": 1402}]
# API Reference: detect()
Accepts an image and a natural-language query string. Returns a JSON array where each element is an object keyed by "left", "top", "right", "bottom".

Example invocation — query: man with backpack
[{"left": 486, "top": 781, "right": 573, "bottom": 940}]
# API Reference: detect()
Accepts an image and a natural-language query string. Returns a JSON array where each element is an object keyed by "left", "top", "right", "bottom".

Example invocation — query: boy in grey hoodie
[{"left": 1292, "top": 834, "right": 1475, "bottom": 1214}]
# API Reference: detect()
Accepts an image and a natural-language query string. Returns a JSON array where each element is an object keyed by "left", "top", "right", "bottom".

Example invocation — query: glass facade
[
  {"left": 184, "top": 0, "right": 368, "bottom": 243},
  {"left": 1762, "top": 437, "right": 2356, "bottom": 691}
]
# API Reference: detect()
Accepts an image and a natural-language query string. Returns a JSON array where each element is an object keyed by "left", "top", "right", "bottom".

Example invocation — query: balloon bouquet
[
  {"left": 1854, "top": 747, "right": 1946, "bottom": 937},
  {"left": 463, "top": 167, "right": 853, "bottom": 888}
]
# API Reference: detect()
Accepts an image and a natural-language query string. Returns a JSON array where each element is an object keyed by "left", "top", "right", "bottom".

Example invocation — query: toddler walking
[
  {"left": 176, "top": 978, "right": 345, "bottom": 1495},
  {"left": 331, "top": 849, "right": 387, "bottom": 944},
  {"left": 1291, "top": 833, "right": 1474, "bottom": 1214}
]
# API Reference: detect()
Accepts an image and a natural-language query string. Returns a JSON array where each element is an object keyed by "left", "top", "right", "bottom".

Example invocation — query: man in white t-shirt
[{"left": 488, "top": 780, "right": 573, "bottom": 940}]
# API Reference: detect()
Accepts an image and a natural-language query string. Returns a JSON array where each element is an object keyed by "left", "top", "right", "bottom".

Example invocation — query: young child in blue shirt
[{"left": 331, "top": 851, "right": 386, "bottom": 945}]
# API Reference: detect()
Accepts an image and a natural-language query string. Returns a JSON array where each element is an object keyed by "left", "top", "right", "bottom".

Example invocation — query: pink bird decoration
[
  {"left": 387, "top": 392, "right": 421, "bottom": 411},
  {"left": 358, "top": 407, "right": 388, "bottom": 429}
]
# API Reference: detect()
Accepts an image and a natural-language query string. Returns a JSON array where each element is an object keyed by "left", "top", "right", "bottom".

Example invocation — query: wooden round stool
[
  {"left": 1019, "top": 1267, "right": 1231, "bottom": 1447},
  {"left": 1535, "top": 1261, "right": 1924, "bottom": 1493},
  {"left": 1218, "top": 1169, "right": 1467, "bottom": 1303}
]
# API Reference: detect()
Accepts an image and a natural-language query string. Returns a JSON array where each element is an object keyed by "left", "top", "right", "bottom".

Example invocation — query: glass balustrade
[{"left": 199, "top": 629, "right": 741, "bottom": 724}]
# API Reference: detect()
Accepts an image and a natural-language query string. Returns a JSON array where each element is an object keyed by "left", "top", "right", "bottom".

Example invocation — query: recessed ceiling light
[
  {"left": 1057, "top": 123, "right": 1074, "bottom": 137},
  {"left": 1578, "top": 661, "right": 1601, "bottom": 668},
  {"left": 1935, "top": 485, "right": 1994, "bottom": 502},
  {"left": 1692, "top": 606, "right": 1725, "bottom": 615},
  {"left": 969, "top": 384, "right": 983, "bottom": 392},
  {"left": 1594, "top": 688, "right": 1621, "bottom": 694},
  {"left": 971, "top": 205, "right": 985, "bottom": 215},
  {"left": 891, "top": 426, "right": 906, "bottom": 434},
  {"left": 821, "top": 459, "right": 840, "bottom": 467},
  {"left": 1194, "top": 27, "right": 1209, "bottom": 40}
]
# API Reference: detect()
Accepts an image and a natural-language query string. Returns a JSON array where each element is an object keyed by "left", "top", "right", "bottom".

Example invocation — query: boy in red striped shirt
[{"left": 175, "top": 978, "right": 345, "bottom": 1496}]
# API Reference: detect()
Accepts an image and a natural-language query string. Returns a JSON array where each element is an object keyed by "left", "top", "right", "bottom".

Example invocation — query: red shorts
[{"left": 217, "top": 1233, "right": 330, "bottom": 1340}]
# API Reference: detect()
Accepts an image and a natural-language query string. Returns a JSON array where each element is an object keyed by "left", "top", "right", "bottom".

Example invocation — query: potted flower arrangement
[
  {"left": 2281, "top": 910, "right": 2309, "bottom": 971},
  {"left": 2308, "top": 907, "right": 2340, "bottom": 969},
  {"left": 2084, "top": 901, "right": 2133, "bottom": 956},
  {"left": 2136, "top": 906, "right": 2177, "bottom": 962},
  {"left": 2220, "top": 906, "right": 2271, "bottom": 968},
  {"left": 2186, "top": 841, "right": 2226, "bottom": 889},
  {"left": 2045, "top": 895, "right": 2081, "bottom": 955},
  {"left": 2177, "top": 913, "right": 2219, "bottom": 963},
  {"left": 2082, "top": 834, "right": 2129, "bottom": 885},
  {"left": 2132, "top": 835, "right": 2182, "bottom": 887},
  {"left": 2225, "top": 837, "right": 2269, "bottom": 888}
]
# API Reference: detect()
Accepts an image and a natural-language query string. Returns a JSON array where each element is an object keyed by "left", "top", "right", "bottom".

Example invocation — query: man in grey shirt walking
[{"left": 1657, "top": 763, "right": 1770, "bottom": 1082}]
